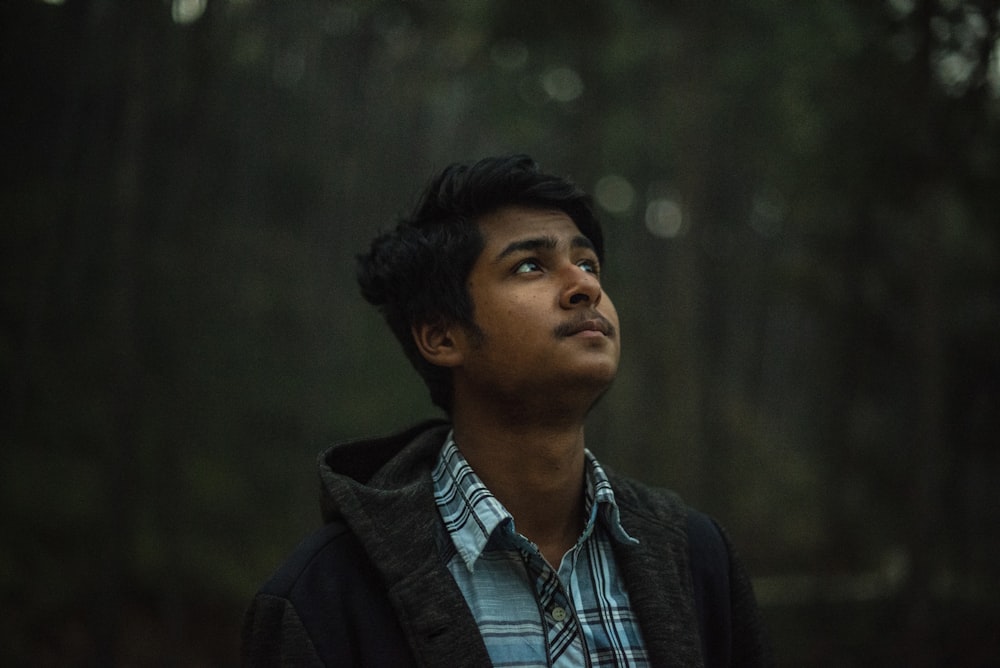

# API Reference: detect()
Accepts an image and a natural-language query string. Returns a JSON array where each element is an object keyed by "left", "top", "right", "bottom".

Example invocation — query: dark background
[{"left": 2, "top": 0, "right": 999, "bottom": 665}]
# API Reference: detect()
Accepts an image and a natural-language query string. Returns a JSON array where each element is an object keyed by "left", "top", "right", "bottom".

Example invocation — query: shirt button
[{"left": 551, "top": 606, "right": 567, "bottom": 622}]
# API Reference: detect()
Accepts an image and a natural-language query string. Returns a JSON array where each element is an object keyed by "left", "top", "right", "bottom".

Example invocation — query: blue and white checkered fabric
[{"left": 433, "top": 433, "right": 650, "bottom": 667}]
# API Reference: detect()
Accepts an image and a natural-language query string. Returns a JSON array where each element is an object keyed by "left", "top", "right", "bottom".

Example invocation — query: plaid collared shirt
[{"left": 432, "top": 433, "right": 650, "bottom": 667}]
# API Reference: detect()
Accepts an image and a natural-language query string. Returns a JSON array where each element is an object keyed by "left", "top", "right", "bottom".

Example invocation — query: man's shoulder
[
  {"left": 607, "top": 471, "right": 736, "bottom": 562},
  {"left": 607, "top": 470, "right": 688, "bottom": 524},
  {"left": 256, "top": 520, "right": 372, "bottom": 600},
  {"left": 245, "top": 522, "right": 421, "bottom": 666}
]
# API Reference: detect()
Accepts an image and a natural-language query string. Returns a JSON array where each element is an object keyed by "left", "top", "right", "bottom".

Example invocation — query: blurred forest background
[{"left": 2, "top": 0, "right": 999, "bottom": 665}]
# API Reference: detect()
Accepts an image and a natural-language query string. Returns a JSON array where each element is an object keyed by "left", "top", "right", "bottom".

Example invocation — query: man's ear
[{"left": 411, "top": 320, "right": 464, "bottom": 368}]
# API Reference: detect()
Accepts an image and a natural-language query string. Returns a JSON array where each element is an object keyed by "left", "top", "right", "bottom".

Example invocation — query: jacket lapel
[{"left": 325, "top": 424, "right": 494, "bottom": 666}]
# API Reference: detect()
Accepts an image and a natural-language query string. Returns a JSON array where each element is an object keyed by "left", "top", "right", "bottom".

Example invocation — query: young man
[{"left": 242, "top": 155, "right": 770, "bottom": 666}]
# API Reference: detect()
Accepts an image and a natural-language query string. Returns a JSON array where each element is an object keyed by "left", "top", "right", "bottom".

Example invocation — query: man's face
[{"left": 450, "top": 205, "right": 621, "bottom": 410}]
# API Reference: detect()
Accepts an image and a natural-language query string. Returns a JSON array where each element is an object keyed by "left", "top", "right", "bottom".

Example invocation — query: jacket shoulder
[
  {"left": 607, "top": 472, "right": 688, "bottom": 528},
  {"left": 255, "top": 520, "right": 358, "bottom": 598},
  {"left": 244, "top": 521, "right": 416, "bottom": 666},
  {"left": 607, "top": 474, "right": 772, "bottom": 666}
]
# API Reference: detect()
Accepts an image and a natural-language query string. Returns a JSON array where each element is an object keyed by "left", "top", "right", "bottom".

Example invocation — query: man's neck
[{"left": 451, "top": 407, "right": 589, "bottom": 567}]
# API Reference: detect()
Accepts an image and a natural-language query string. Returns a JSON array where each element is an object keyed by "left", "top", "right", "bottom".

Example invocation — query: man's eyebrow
[
  {"left": 493, "top": 234, "right": 595, "bottom": 263},
  {"left": 493, "top": 236, "right": 557, "bottom": 263}
]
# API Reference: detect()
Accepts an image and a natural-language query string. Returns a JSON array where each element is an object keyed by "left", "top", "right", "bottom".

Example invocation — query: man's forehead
[{"left": 477, "top": 206, "right": 586, "bottom": 243}]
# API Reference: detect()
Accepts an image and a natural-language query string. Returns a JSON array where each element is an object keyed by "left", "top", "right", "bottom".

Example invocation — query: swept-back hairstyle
[{"left": 356, "top": 154, "right": 603, "bottom": 413}]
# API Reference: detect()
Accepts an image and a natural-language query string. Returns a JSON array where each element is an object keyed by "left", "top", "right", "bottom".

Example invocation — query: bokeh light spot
[
  {"left": 595, "top": 175, "right": 635, "bottom": 214},
  {"left": 645, "top": 198, "right": 684, "bottom": 238}
]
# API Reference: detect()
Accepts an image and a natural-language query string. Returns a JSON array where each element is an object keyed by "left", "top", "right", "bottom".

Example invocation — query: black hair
[{"left": 356, "top": 154, "right": 604, "bottom": 413}]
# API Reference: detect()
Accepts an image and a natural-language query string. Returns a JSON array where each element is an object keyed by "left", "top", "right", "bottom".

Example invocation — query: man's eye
[
  {"left": 514, "top": 259, "right": 542, "bottom": 274},
  {"left": 578, "top": 259, "right": 600, "bottom": 275}
]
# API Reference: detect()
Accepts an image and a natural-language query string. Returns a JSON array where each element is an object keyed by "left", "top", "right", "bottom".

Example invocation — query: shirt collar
[
  {"left": 585, "top": 452, "right": 641, "bottom": 547},
  {"left": 432, "top": 431, "right": 638, "bottom": 573}
]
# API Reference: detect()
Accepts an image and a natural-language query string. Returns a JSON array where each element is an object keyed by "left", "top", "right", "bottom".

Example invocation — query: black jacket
[{"left": 242, "top": 421, "right": 770, "bottom": 667}]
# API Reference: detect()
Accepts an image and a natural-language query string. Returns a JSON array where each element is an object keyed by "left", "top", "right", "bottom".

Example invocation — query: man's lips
[{"left": 555, "top": 315, "right": 616, "bottom": 338}]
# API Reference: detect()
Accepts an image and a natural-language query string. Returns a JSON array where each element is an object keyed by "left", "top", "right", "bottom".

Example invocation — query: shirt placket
[{"left": 520, "top": 549, "right": 588, "bottom": 668}]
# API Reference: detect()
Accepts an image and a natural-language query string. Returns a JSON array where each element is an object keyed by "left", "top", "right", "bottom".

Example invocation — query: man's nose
[{"left": 560, "top": 265, "right": 602, "bottom": 308}]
